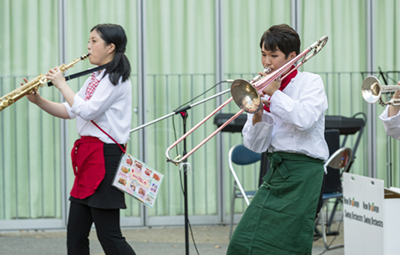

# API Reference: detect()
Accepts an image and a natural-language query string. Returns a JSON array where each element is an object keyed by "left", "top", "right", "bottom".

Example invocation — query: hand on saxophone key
[
  {"left": 20, "top": 78, "right": 41, "bottom": 104},
  {"left": 46, "top": 67, "right": 66, "bottom": 89},
  {"left": 46, "top": 66, "right": 75, "bottom": 107}
]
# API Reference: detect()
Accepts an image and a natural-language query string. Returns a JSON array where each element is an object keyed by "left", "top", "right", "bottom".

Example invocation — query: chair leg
[
  {"left": 229, "top": 184, "right": 237, "bottom": 240},
  {"left": 320, "top": 205, "right": 329, "bottom": 248},
  {"left": 320, "top": 201, "right": 344, "bottom": 250},
  {"left": 314, "top": 213, "right": 322, "bottom": 237},
  {"left": 325, "top": 198, "right": 340, "bottom": 235}
]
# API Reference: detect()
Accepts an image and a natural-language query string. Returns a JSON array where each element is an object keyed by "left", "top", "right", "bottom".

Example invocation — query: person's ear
[
  {"left": 108, "top": 43, "right": 116, "bottom": 54},
  {"left": 288, "top": 51, "right": 296, "bottom": 60}
]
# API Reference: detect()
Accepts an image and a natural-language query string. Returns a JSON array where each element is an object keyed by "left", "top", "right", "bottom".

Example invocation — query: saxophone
[{"left": 0, "top": 54, "right": 90, "bottom": 112}]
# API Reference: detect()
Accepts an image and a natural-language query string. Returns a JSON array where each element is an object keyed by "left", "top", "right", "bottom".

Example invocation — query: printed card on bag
[{"left": 112, "top": 154, "right": 164, "bottom": 208}]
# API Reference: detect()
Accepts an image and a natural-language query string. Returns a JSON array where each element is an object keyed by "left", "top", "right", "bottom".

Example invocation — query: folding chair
[
  {"left": 325, "top": 113, "right": 366, "bottom": 172},
  {"left": 228, "top": 144, "right": 261, "bottom": 239},
  {"left": 317, "top": 147, "right": 352, "bottom": 250}
]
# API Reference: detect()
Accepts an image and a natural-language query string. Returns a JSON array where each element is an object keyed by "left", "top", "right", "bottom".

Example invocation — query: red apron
[{"left": 70, "top": 136, "right": 106, "bottom": 199}]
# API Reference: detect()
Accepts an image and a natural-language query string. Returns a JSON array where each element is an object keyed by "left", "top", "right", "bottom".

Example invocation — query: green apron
[{"left": 227, "top": 152, "right": 324, "bottom": 255}]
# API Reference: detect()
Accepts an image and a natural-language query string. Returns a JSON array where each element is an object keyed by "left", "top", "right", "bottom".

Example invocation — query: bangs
[{"left": 261, "top": 36, "right": 280, "bottom": 52}]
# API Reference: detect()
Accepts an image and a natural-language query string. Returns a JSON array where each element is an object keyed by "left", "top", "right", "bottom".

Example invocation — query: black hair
[
  {"left": 91, "top": 24, "right": 131, "bottom": 85},
  {"left": 259, "top": 24, "right": 301, "bottom": 58}
]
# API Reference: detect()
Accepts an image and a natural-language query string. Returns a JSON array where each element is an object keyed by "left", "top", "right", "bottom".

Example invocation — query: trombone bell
[{"left": 231, "top": 79, "right": 262, "bottom": 113}]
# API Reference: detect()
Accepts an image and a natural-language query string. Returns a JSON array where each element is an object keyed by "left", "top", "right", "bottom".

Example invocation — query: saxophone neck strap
[{"left": 47, "top": 64, "right": 108, "bottom": 86}]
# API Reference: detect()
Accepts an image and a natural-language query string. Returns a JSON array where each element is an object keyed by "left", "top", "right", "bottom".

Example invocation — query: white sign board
[{"left": 343, "top": 173, "right": 400, "bottom": 255}]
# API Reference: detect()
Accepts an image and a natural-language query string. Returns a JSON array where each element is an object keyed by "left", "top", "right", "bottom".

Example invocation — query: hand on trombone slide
[
  {"left": 260, "top": 79, "right": 282, "bottom": 97},
  {"left": 256, "top": 68, "right": 282, "bottom": 97},
  {"left": 252, "top": 77, "right": 281, "bottom": 125}
]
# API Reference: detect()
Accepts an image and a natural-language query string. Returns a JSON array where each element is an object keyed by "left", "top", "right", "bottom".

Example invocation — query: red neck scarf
[
  {"left": 263, "top": 65, "right": 298, "bottom": 112},
  {"left": 84, "top": 73, "right": 101, "bottom": 101}
]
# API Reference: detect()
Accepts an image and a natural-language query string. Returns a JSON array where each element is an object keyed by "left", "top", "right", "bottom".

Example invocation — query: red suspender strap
[{"left": 91, "top": 121, "right": 126, "bottom": 154}]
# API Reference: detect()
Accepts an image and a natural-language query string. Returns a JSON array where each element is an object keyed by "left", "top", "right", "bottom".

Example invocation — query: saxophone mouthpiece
[{"left": 81, "top": 53, "right": 90, "bottom": 60}]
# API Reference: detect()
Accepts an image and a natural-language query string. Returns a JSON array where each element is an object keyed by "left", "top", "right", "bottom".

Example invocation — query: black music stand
[{"left": 213, "top": 113, "right": 247, "bottom": 133}]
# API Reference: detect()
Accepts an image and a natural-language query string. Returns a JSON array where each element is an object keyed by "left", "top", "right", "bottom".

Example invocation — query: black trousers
[{"left": 67, "top": 201, "right": 136, "bottom": 255}]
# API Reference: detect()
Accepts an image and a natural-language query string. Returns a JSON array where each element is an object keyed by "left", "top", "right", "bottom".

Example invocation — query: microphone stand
[
  {"left": 130, "top": 85, "right": 231, "bottom": 255},
  {"left": 379, "top": 67, "right": 392, "bottom": 187},
  {"left": 179, "top": 110, "right": 190, "bottom": 255},
  {"left": 129, "top": 88, "right": 230, "bottom": 133}
]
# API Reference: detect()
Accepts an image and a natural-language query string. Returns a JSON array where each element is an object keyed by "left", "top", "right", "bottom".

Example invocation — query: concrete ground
[{"left": 0, "top": 224, "right": 344, "bottom": 255}]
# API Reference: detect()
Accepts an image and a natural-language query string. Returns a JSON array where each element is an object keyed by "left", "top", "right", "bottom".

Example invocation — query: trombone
[
  {"left": 362, "top": 76, "right": 400, "bottom": 106},
  {"left": 166, "top": 35, "right": 329, "bottom": 165}
]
